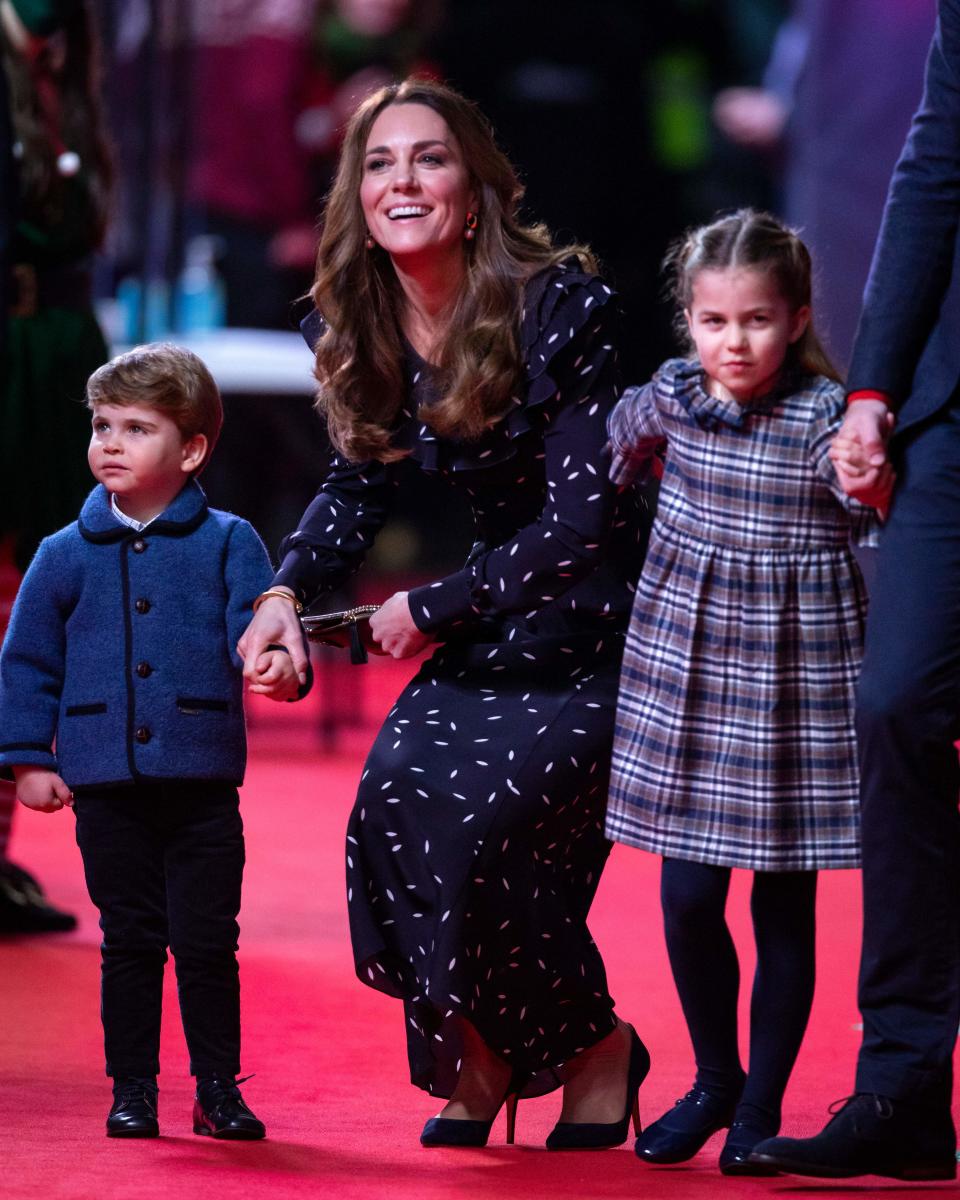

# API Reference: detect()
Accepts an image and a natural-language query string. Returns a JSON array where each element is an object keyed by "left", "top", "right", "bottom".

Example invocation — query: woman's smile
[{"left": 360, "top": 102, "right": 475, "bottom": 261}]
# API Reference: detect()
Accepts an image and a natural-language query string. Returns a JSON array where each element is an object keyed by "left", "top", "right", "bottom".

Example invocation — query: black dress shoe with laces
[
  {"left": 635, "top": 1083, "right": 742, "bottom": 1164},
  {"left": 193, "top": 1075, "right": 266, "bottom": 1140},
  {"left": 106, "top": 1077, "right": 159, "bottom": 1138},
  {"left": 749, "top": 1093, "right": 957, "bottom": 1181}
]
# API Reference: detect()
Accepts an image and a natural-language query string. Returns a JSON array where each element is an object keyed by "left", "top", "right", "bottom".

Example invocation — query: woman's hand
[
  {"left": 239, "top": 592, "right": 308, "bottom": 687},
  {"left": 369, "top": 591, "right": 432, "bottom": 659}
]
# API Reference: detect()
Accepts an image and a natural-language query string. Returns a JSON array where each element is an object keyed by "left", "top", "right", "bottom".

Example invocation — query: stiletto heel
[
  {"left": 631, "top": 1094, "right": 642, "bottom": 1136},
  {"left": 505, "top": 1092, "right": 519, "bottom": 1145},
  {"left": 421, "top": 1077, "right": 522, "bottom": 1148},
  {"left": 546, "top": 1023, "right": 651, "bottom": 1151}
]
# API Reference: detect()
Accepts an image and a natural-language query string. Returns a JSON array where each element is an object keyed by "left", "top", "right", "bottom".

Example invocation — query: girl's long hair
[
  {"left": 1, "top": 0, "right": 113, "bottom": 245},
  {"left": 312, "top": 77, "right": 595, "bottom": 463},
  {"left": 664, "top": 208, "right": 841, "bottom": 384}
]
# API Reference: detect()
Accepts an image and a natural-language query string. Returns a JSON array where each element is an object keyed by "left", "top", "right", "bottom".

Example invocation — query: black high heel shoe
[
  {"left": 545, "top": 1024, "right": 651, "bottom": 1150},
  {"left": 420, "top": 1082, "right": 521, "bottom": 1148}
]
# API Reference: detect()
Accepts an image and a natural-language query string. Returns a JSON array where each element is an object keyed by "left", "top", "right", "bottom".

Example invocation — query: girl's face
[
  {"left": 360, "top": 102, "right": 476, "bottom": 269},
  {"left": 685, "top": 267, "right": 809, "bottom": 404}
]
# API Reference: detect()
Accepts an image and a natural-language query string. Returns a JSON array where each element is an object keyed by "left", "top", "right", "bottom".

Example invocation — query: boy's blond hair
[{"left": 86, "top": 343, "right": 223, "bottom": 471}]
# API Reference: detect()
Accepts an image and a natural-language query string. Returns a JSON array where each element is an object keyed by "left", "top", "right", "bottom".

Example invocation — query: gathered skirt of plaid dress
[{"left": 605, "top": 361, "right": 873, "bottom": 872}]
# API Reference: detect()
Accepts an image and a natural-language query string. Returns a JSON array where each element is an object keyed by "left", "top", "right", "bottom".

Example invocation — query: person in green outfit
[
  {"left": 0, "top": 0, "right": 112, "bottom": 933},
  {"left": 1, "top": 0, "right": 112, "bottom": 572}
]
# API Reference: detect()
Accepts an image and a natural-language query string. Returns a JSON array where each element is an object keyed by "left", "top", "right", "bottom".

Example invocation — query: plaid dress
[{"left": 605, "top": 358, "right": 878, "bottom": 871}]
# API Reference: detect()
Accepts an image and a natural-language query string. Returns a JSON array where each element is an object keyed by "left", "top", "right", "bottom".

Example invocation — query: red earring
[
  {"left": 365, "top": 233, "right": 375, "bottom": 250},
  {"left": 464, "top": 212, "right": 478, "bottom": 241}
]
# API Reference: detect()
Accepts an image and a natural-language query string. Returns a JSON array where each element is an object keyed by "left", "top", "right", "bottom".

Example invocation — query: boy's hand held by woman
[{"left": 240, "top": 591, "right": 308, "bottom": 687}]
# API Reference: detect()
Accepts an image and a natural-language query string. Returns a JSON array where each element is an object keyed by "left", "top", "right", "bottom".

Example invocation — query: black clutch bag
[{"left": 301, "top": 604, "right": 383, "bottom": 664}]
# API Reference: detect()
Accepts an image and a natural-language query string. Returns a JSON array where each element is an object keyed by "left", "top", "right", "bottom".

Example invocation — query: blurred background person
[
  {"left": 437, "top": 0, "right": 788, "bottom": 381},
  {"left": 0, "top": 0, "right": 114, "bottom": 932},
  {"left": 186, "top": 0, "right": 443, "bottom": 331},
  {"left": 713, "top": 0, "right": 936, "bottom": 368}
]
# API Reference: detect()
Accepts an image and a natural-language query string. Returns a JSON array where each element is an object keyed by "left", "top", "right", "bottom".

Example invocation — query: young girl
[{"left": 605, "top": 209, "right": 891, "bottom": 1175}]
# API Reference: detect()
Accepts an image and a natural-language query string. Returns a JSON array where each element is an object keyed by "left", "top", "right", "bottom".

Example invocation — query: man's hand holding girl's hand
[{"left": 830, "top": 400, "right": 896, "bottom": 515}]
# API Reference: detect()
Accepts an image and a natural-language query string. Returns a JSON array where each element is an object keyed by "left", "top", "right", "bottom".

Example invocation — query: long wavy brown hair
[
  {"left": 665, "top": 208, "right": 842, "bottom": 384},
  {"left": 1, "top": 0, "right": 113, "bottom": 245},
  {"left": 311, "top": 78, "right": 595, "bottom": 463}
]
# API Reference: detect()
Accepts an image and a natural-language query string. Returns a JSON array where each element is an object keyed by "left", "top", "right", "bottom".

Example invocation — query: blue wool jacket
[{"left": 0, "top": 481, "right": 274, "bottom": 789}]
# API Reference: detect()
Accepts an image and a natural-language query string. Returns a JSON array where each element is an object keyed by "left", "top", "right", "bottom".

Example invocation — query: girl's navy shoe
[
  {"left": 719, "top": 1121, "right": 781, "bottom": 1175},
  {"left": 635, "top": 1078, "right": 744, "bottom": 1163}
]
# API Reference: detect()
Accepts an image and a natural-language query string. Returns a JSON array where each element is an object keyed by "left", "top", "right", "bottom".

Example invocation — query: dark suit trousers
[
  {"left": 74, "top": 781, "right": 245, "bottom": 1079},
  {"left": 854, "top": 404, "right": 960, "bottom": 1110}
]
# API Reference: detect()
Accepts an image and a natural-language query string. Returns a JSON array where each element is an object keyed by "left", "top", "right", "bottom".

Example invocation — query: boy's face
[{"left": 87, "top": 402, "right": 207, "bottom": 522}]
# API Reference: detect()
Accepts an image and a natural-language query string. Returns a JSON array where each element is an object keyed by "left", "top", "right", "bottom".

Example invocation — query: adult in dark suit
[{"left": 751, "top": 0, "right": 960, "bottom": 1181}]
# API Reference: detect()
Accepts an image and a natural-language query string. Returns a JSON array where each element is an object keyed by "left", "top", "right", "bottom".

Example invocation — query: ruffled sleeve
[
  {"left": 607, "top": 375, "right": 668, "bottom": 486},
  {"left": 272, "top": 452, "right": 395, "bottom": 609},
  {"left": 407, "top": 267, "right": 623, "bottom": 632},
  {"left": 268, "top": 309, "right": 395, "bottom": 607}
]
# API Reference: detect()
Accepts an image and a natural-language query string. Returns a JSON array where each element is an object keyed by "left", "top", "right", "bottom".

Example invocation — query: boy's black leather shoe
[
  {"left": 635, "top": 1084, "right": 741, "bottom": 1163},
  {"left": 193, "top": 1075, "right": 266, "bottom": 1140},
  {"left": 106, "top": 1078, "right": 159, "bottom": 1137},
  {"left": 749, "top": 1093, "right": 957, "bottom": 1180}
]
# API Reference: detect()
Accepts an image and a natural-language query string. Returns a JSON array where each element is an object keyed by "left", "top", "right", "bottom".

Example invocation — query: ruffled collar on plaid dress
[{"left": 669, "top": 358, "right": 804, "bottom": 431}]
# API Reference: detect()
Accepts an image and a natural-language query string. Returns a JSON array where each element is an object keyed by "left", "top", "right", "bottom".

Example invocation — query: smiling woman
[
  {"left": 239, "top": 78, "right": 654, "bottom": 1151},
  {"left": 359, "top": 103, "right": 477, "bottom": 275}
]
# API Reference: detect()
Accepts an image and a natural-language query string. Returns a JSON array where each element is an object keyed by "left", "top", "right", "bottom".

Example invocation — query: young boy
[{"left": 0, "top": 344, "right": 305, "bottom": 1139}]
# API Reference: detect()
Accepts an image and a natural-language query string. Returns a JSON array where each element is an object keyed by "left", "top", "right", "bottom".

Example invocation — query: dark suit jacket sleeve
[{"left": 847, "top": 0, "right": 960, "bottom": 403}]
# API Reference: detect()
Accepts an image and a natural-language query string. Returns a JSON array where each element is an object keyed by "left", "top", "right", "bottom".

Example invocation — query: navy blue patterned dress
[{"left": 273, "top": 263, "right": 650, "bottom": 1098}]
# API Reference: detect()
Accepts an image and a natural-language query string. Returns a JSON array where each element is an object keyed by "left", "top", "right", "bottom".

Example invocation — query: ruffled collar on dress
[{"left": 669, "top": 359, "right": 802, "bottom": 431}]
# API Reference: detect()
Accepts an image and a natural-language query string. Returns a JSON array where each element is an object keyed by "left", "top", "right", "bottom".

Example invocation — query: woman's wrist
[{"left": 253, "top": 588, "right": 303, "bottom": 615}]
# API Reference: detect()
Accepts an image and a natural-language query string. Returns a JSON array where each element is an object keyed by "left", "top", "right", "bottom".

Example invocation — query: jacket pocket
[
  {"left": 177, "top": 697, "right": 229, "bottom": 715},
  {"left": 65, "top": 703, "right": 107, "bottom": 717}
]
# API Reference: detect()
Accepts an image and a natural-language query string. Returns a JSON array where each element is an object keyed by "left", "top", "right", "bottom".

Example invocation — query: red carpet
[{"left": 2, "top": 657, "right": 957, "bottom": 1198}]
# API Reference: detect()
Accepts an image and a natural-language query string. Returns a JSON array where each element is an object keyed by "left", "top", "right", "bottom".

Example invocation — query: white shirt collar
[{"left": 110, "top": 493, "right": 155, "bottom": 532}]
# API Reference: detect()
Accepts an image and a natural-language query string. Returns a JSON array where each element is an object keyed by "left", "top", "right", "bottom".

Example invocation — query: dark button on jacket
[
  {"left": 134, "top": 726, "right": 151, "bottom": 744},
  {"left": 132, "top": 539, "right": 147, "bottom": 554},
  {"left": 136, "top": 662, "right": 152, "bottom": 678},
  {"left": 135, "top": 598, "right": 151, "bottom": 614}
]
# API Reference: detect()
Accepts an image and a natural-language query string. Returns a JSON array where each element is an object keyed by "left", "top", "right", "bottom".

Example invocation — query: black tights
[{"left": 661, "top": 858, "right": 817, "bottom": 1133}]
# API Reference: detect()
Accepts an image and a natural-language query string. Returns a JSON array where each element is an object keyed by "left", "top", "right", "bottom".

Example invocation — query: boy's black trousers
[{"left": 74, "top": 781, "right": 244, "bottom": 1079}]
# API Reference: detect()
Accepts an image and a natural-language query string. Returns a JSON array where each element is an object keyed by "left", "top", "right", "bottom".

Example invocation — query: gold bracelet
[{"left": 253, "top": 589, "right": 303, "bottom": 614}]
